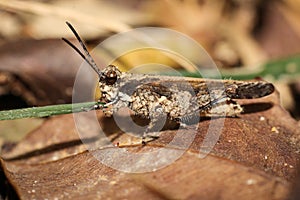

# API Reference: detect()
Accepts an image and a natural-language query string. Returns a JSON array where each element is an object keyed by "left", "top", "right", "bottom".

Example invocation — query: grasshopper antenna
[{"left": 62, "top": 21, "right": 102, "bottom": 78}]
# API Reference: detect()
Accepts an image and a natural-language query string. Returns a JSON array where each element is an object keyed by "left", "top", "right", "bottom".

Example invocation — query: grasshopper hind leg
[
  {"left": 141, "top": 105, "right": 168, "bottom": 143},
  {"left": 199, "top": 97, "right": 243, "bottom": 118}
]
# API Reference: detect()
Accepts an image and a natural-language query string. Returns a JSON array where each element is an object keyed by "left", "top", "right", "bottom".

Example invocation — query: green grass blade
[
  {"left": 0, "top": 102, "right": 104, "bottom": 121},
  {"left": 167, "top": 55, "right": 300, "bottom": 80}
]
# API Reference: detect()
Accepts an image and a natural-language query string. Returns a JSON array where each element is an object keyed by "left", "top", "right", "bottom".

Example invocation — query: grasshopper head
[
  {"left": 62, "top": 22, "right": 122, "bottom": 103},
  {"left": 99, "top": 65, "right": 122, "bottom": 102}
]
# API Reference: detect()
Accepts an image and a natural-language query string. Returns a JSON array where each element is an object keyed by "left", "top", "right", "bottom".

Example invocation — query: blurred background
[{"left": 0, "top": 0, "right": 300, "bottom": 144}]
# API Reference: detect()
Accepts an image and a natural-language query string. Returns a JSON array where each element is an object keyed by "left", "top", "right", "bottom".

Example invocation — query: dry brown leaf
[
  {"left": 255, "top": 2, "right": 300, "bottom": 58},
  {"left": 0, "top": 39, "right": 84, "bottom": 106},
  {"left": 0, "top": 0, "right": 151, "bottom": 39},
  {"left": 1, "top": 90, "right": 299, "bottom": 199}
]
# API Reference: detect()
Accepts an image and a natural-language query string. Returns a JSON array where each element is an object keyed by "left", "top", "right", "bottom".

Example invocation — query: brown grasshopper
[{"left": 62, "top": 22, "right": 274, "bottom": 138}]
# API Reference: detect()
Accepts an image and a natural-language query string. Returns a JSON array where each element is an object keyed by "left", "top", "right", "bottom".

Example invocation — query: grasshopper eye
[{"left": 105, "top": 69, "right": 118, "bottom": 85}]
